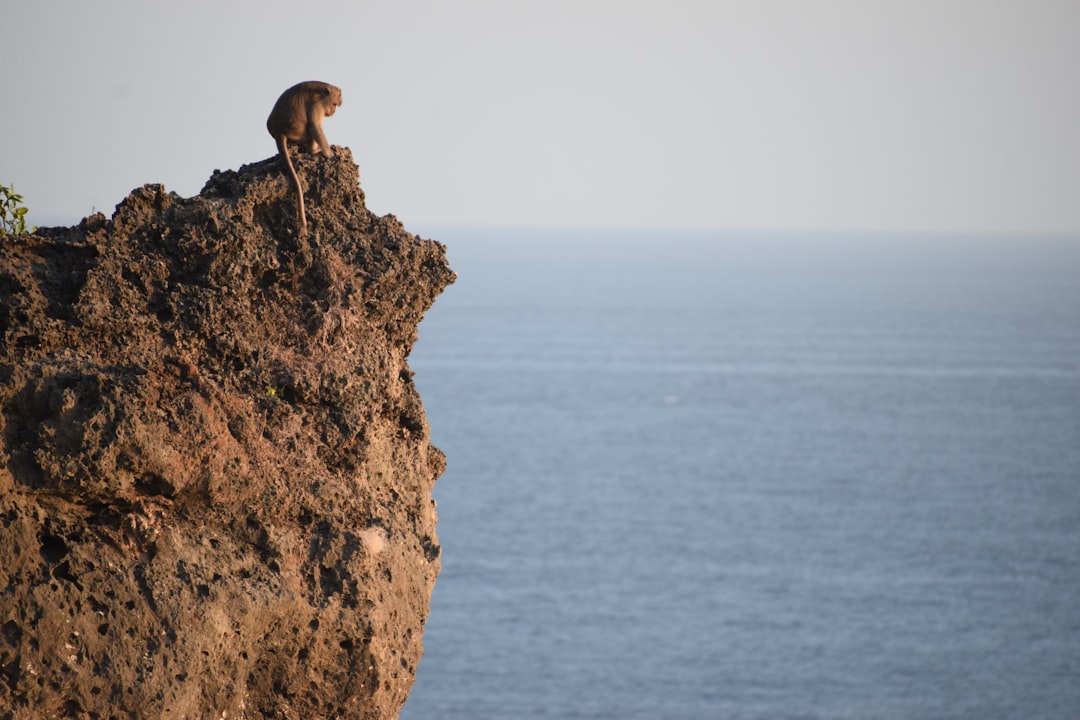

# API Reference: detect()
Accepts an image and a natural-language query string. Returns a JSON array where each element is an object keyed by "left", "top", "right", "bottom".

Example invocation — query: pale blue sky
[{"left": 3, "top": 0, "right": 1078, "bottom": 234}]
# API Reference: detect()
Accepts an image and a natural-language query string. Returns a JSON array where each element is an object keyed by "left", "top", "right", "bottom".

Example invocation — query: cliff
[{"left": 0, "top": 149, "right": 455, "bottom": 719}]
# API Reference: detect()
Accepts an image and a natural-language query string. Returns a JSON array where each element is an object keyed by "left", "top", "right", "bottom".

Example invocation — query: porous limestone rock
[{"left": 0, "top": 148, "right": 454, "bottom": 719}]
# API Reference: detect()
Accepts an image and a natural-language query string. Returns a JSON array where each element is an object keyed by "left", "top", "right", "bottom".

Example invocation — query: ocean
[{"left": 400, "top": 228, "right": 1080, "bottom": 720}]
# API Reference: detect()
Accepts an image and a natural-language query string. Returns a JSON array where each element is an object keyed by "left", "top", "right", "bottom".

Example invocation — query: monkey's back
[{"left": 266, "top": 81, "right": 339, "bottom": 140}]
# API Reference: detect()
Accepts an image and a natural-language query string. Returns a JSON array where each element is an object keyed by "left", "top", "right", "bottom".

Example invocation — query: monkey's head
[{"left": 323, "top": 85, "right": 343, "bottom": 116}]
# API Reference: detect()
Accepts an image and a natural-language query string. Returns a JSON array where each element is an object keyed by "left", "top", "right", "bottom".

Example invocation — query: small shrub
[{"left": 0, "top": 182, "right": 33, "bottom": 236}]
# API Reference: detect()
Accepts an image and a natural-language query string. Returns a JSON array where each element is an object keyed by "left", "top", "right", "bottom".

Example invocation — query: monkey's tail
[{"left": 276, "top": 136, "right": 307, "bottom": 230}]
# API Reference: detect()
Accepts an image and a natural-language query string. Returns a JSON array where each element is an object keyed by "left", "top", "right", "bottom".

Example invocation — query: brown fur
[{"left": 266, "top": 81, "right": 343, "bottom": 230}]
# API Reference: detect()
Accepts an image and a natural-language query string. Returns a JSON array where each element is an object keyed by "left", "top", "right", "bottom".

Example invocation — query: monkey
[{"left": 266, "top": 81, "right": 343, "bottom": 231}]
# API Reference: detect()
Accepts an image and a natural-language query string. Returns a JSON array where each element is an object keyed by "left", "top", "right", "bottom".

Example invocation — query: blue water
[{"left": 401, "top": 228, "right": 1080, "bottom": 720}]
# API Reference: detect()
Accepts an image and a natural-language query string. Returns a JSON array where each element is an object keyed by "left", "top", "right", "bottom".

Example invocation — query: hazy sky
[{"left": 3, "top": 1, "right": 1078, "bottom": 234}]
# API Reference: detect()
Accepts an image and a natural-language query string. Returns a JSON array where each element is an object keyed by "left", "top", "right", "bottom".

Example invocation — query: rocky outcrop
[{"left": 0, "top": 149, "right": 455, "bottom": 719}]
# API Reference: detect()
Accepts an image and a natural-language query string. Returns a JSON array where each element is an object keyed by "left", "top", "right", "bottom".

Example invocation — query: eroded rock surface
[{"left": 0, "top": 149, "right": 454, "bottom": 719}]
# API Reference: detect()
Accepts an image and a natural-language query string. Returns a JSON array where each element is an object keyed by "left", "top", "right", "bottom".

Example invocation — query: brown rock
[{"left": 0, "top": 149, "right": 455, "bottom": 719}]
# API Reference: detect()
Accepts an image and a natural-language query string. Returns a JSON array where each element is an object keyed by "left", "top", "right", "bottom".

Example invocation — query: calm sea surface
[{"left": 401, "top": 228, "right": 1080, "bottom": 720}]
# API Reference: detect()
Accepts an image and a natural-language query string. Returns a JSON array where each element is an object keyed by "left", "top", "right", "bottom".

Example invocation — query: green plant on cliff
[{"left": 1, "top": 182, "right": 33, "bottom": 236}]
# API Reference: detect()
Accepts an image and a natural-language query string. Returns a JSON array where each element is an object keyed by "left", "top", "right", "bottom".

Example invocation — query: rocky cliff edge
[{"left": 0, "top": 149, "right": 455, "bottom": 719}]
